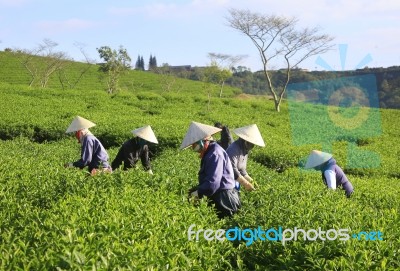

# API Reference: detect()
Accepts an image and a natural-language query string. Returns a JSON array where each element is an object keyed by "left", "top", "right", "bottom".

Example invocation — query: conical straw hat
[
  {"left": 132, "top": 125, "right": 158, "bottom": 144},
  {"left": 180, "top": 121, "right": 222, "bottom": 149},
  {"left": 305, "top": 150, "right": 332, "bottom": 169},
  {"left": 65, "top": 116, "right": 96, "bottom": 133},
  {"left": 233, "top": 124, "right": 265, "bottom": 147}
]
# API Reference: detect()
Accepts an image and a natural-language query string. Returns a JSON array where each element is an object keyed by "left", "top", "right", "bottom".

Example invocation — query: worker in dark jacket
[
  {"left": 65, "top": 116, "right": 111, "bottom": 175},
  {"left": 182, "top": 121, "right": 241, "bottom": 219},
  {"left": 305, "top": 150, "right": 354, "bottom": 198},
  {"left": 111, "top": 125, "right": 158, "bottom": 174},
  {"left": 214, "top": 122, "right": 233, "bottom": 150}
]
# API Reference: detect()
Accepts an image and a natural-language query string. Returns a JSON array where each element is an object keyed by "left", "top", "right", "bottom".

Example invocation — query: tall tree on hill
[
  {"left": 135, "top": 55, "right": 145, "bottom": 70},
  {"left": 14, "top": 39, "right": 70, "bottom": 88},
  {"left": 149, "top": 55, "right": 157, "bottom": 71},
  {"left": 153, "top": 56, "right": 157, "bottom": 69},
  {"left": 140, "top": 56, "right": 145, "bottom": 70},
  {"left": 135, "top": 55, "right": 141, "bottom": 70},
  {"left": 58, "top": 42, "right": 95, "bottom": 90},
  {"left": 206, "top": 52, "right": 245, "bottom": 97},
  {"left": 97, "top": 45, "right": 131, "bottom": 94},
  {"left": 226, "top": 9, "right": 334, "bottom": 112},
  {"left": 153, "top": 64, "right": 179, "bottom": 92}
]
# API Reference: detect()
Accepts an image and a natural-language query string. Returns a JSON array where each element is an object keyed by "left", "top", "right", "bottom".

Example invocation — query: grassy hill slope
[{"left": 0, "top": 51, "right": 241, "bottom": 96}]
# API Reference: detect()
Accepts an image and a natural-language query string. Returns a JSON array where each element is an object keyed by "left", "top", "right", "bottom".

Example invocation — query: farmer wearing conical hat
[
  {"left": 226, "top": 124, "right": 265, "bottom": 191},
  {"left": 65, "top": 116, "right": 111, "bottom": 175},
  {"left": 111, "top": 125, "right": 158, "bottom": 174},
  {"left": 214, "top": 122, "right": 234, "bottom": 150},
  {"left": 305, "top": 150, "right": 354, "bottom": 198},
  {"left": 182, "top": 121, "right": 241, "bottom": 219}
]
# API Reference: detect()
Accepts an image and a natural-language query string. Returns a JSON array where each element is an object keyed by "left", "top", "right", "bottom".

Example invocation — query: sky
[{"left": 0, "top": 0, "right": 399, "bottom": 72}]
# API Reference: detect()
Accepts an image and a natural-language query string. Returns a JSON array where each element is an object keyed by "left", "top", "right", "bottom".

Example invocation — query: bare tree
[
  {"left": 14, "top": 39, "right": 70, "bottom": 87},
  {"left": 154, "top": 64, "right": 178, "bottom": 92},
  {"left": 58, "top": 42, "right": 95, "bottom": 90},
  {"left": 207, "top": 53, "right": 246, "bottom": 97},
  {"left": 226, "top": 9, "right": 334, "bottom": 112},
  {"left": 208, "top": 53, "right": 245, "bottom": 68}
]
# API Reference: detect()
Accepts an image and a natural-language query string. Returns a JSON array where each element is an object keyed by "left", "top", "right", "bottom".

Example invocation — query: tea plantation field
[{"left": 0, "top": 78, "right": 399, "bottom": 269}]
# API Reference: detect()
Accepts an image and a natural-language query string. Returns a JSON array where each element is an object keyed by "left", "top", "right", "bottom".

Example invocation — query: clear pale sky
[{"left": 1, "top": 0, "right": 399, "bottom": 71}]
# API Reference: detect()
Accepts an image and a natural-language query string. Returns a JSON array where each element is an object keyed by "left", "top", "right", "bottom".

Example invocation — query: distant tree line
[{"left": 163, "top": 65, "right": 400, "bottom": 109}]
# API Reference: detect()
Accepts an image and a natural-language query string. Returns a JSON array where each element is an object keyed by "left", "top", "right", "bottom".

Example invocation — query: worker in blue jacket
[
  {"left": 182, "top": 121, "right": 241, "bottom": 219},
  {"left": 305, "top": 150, "right": 354, "bottom": 198},
  {"left": 65, "top": 116, "right": 111, "bottom": 175}
]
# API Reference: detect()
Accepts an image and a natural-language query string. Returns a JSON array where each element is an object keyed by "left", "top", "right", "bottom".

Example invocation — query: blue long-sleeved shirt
[
  {"left": 197, "top": 142, "right": 235, "bottom": 197},
  {"left": 73, "top": 135, "right": 110, "bottom": 171}
]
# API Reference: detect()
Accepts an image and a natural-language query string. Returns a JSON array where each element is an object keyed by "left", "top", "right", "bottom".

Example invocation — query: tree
[
  {"left": 152, "top": 56, "right": 157, "bottom": 69},
  {"left": 149, "top": 54, "right": 157, "bottom": 71},
  {"left": 58, "top": 42, "right": 95, "bottom": 90},
  {"left": 14, "top": 39, "right": 70, "bottom": 87},
  {"left": 226, "top": 9, "right": 334, "bottom": 111},
  {"left": 203, "top": 62, "right": 230, "bottom": 98},
  {"left": 135, "top": 55, "right": 145, "bottom": 70},
  {"left": 97, "top": 45, "right": 131, "bottom": 94},
  {"left": 140, "top": 56, "right": 145, "bottom": 71},
  {"left": 154, "top": 64, "right": 179, "bottom": 92},
  {"left": 207, "top": 53, "right": 245, "bottom": 97},
  {"left": 135, "top": 55, "right": 141, "bottom": 70}
]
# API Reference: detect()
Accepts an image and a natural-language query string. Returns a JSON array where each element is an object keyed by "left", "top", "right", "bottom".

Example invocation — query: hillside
[
  {"left": 0, "top": 51, "right": 241, "bottom": 97},
  {"left": 0, "top": 52, "right": 399, "bottom": 270}
]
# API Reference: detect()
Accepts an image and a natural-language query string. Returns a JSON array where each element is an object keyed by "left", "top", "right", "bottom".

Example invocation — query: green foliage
[
  {"left": 135, "top": 55, "right": 145, "bottom": 71},
  {"left": 0, "top": 57, "right": 399, "bottom": 269},
  {"left": 97, "top": 45, "right": 132, "bottom": 94},
  {"left": 148, "top": 54, "right": 157, "bottom": 71}
]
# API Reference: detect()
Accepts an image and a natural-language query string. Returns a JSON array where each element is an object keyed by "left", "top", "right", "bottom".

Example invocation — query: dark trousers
[{"left": 210, "top": 189, "right": 241, "bottom": 219}]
